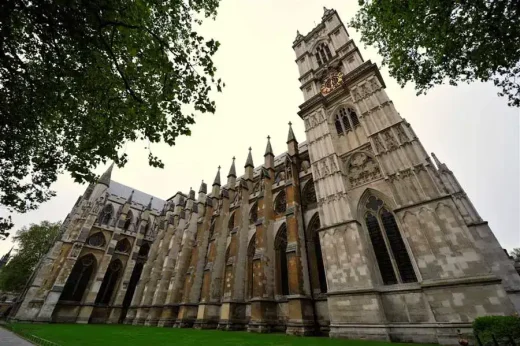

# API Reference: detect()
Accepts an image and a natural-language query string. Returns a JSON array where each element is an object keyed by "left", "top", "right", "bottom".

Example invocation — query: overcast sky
[{"left": 1, "top": 0, "right": 519, "bottom": 257}]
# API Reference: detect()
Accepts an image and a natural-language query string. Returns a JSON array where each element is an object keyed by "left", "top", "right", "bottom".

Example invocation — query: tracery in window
[
  {"left": 275, "top": 224, "right": 289, "bottom": 296},
  {"left": 363, "top": 195, "right": 417, "bottom": 285},
  {"left": 95, "top": 259, "right": 122, "bottom": 305},
  {"left": 99, "top": 204, "right": 114, "bottom": 225},
  {"left": 335, "top": 107, "right": 360, "bottom": 136},
  {"left": 274, "top": 190, "right": 287, "bottom": 214},
  {"left": 115, "top": 238, "right": 131, "bottom": 254},
  {"left": 316, "top": 42, "right": 333, "bottom": 66},
  {"left": 301, "top": 181, "right": 317, "bottom": 210},
  {"left": 87, "top": 232, "right": 106, "bottom": 248},
  {"left": 60, "top": 254, "right": 96, "bottom": 302}
]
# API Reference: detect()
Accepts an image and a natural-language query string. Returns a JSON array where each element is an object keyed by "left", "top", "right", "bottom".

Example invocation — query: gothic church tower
[{"left": 293, "top": 7, "right": 520, "bottom": 342}]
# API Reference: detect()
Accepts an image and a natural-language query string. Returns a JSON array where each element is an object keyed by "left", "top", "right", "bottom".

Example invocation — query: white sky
[{"left": 1, "top": 1, "right": 519, "bottom": 257}]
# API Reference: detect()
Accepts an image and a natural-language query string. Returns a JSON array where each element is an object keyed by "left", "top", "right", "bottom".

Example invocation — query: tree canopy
[
  {"left": 0, "top": 0, "right": 223, "bottom": 237},
  {"left": 0, "top": 221, "right": 60, "bottom": 293},
  {"left": 350, "top": 0, "right": 520, "bottom": 107}
]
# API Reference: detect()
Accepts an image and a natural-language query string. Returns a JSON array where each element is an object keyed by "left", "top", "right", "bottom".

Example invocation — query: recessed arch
[
  {"left": 301, "top": 180, "right": 317, "bottom": 210},
  {"left": 358, "top": 190, "right": 417, "bottom": 285},
  {"left": 60, "top": 253, "right": 97, "bottom": 302},
  {"left": 274, "top": 223, "right": 289, "bottom": 296},
  {"left": 123, "top": 210, "right": 134, "bottom": 231},
  {"left": 274, "top": 190, "right": 287, "bottom": 214},
  {"left": 246, "top": 233, "right": 257, "bottom": 300},
  {"left": 95, "top": 258, "right": 123, "bottom": 305},
  {"left": 305, "top": 213, "right": 327, "bottom": 294},
  {"left": 99, "top": 204, "right": 114, "bottom": 225},
  {"left": 115, "top": 238, "right": 131, "bottom": 254}
]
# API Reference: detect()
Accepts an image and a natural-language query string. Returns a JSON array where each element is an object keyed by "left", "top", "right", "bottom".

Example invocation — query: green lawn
[{"left": 4, "top": 323, "right": 432, "bottom": 346}]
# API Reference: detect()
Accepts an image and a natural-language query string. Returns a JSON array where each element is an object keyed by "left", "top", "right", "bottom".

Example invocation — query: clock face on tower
[{"left": 320, "top": 71, "right": 344, "bottom": 95}]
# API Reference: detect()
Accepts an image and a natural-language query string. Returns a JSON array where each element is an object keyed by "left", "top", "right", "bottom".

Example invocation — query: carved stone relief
[{"left": 346, "top": 152, "right": 382, "bottom": 188}]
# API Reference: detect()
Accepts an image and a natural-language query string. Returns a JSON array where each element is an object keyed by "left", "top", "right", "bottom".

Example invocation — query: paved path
[{"left": 0, "top": 327, "right": 33, "bottom": 345}]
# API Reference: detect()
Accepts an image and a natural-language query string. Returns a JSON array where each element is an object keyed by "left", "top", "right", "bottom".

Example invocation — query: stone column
[
  {"left": 147, "top": 205, "right": 186, "bottom": 325},
  {"left": 284, "top": 152, "right": 316, "bottom": 336},
  {"left": 158, "top": 191, "right": 200, "bottom": 327},
  {"left": 176, "top": 184, "right": 212, "bottom": 327},
  {"left": 248, "top": 142, "right": 277, "bottom": 333}
]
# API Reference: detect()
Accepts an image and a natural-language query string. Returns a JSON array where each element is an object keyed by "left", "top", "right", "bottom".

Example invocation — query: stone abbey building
[{"left": 14, "top": 8, "right": 520, "bottom": 344}]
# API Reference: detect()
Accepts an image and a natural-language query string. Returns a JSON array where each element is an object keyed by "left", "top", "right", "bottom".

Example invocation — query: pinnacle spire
[
  {"left": 264, "top": 136, "right": 274, "bottom": 157},
  {"left": 98, "top": 162, "right": 114, "bottom": 187},
  {"left": 287, "top": 121, "right": 297, "bottom": 143},
  {"left": 146, "top": 197, "right": 153, "bottom": 211},
  {"left": 228, "top": 157, "right": 237, "bottom": 178},
  {"left": 431, "top": 152, "right": 442, "bottom": 167},
  {"left": 245, "top": 147, "right": 254, "bottom": 168},
  {"left": 199, "top": 180, "right": 207, "bottom": 194},
  {"left": 213, "top": 166, "right": 221, "bottom": 186},
  {"left": 126, "top": 190, "right": 134, "bottom": 204}
]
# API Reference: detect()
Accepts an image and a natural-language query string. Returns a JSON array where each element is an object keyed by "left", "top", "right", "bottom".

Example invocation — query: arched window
[
  {"left": 123, "top": 210, "right": 133, "bottom": 231},
  {"left": 138, "top": 242, "right": 150, "bottom": 258},
  {"left": 275, "top": 224, "right": 289, "bottom": 296},
  {"left": 316, "top": 42, "right": 333, "bottom": 66},
  {"left": 247, "top": 234, "right": 256, "bottom": 300},
  {"left": 348, "top": 107, "right": 360, "bottom": 126},
  {"left": 228, "top": 212, "right": 235, "bottom": 233},
  {"left": 363, "top": 195, "right": 417, "bottom": 285},
  {"left": 99, "top": 204, "right": 114, "bottom": 225},
  {"left": 335, "top": 107, "right": 360, "bottom": 135},
  {"left": 301, "top": 181, "right": 317, "bottom": 210},
  {"left": 306, "top": 215, "right": 327, "bottom": 293},
  {"left": 115, "top": 238, "right": 131, "bottom": 254},
  {"left": 274, "top": 171, "right": 285, "bottom": 184},
  {"left": 274, "top": 190, "right": 287, "bottom": 214},
  {"left": 122, "top": 262, "right": 144, "bottom": 308},
  {"left": 60, "top": 254, "right": 96, "bottom": 302},
  {"left": 86, "top": 232, "right": 106, "bottom": 248},
  {"left": 249, "top": 202, "right": 258, "bottom": 224},
  {"left": 95, "top": 259, "right": 122, "bottom": 305}
]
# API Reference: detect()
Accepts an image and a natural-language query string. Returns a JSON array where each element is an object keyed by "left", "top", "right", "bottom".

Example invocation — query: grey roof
[{"left": 108, "top": 180, "right": 165, "bottom": 211}]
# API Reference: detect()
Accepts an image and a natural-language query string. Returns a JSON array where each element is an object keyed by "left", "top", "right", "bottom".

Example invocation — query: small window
[
  {"left": 316, "top": 42, "right": 333, "bottom": 66},
  {"left": 306, "top": 85, "right": 312, "bottom": 92},
  {"left": 335, "top": 107, "right": 360, "bottom": 135},
  {"left": 334, "top": 30, "right": 340, "bottom": 36},
  {"left": 348, "top": 108, "right": 360, "bottom": 127}
]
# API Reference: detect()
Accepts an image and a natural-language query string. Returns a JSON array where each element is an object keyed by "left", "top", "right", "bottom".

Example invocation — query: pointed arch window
[
  {"left": 247, "top": 234, "right": 256, "bottom": 300},
  {"left": 122, "top": 261, "right": 144, "bottom": 312},
  {"left": 123, "top": 210, "right": 133, "bottom": 231},
  {"left": 363, "top": 195, "right": 417, "bottom": 285},
  {"left": 316, "top": 42, "right": 333, "bottom": 66},
  {"left": 115, "top": 238, "right": 131, "bottom": 254},
  {"left": 275, "top": 224, "right": 289, "bottom": 296},
  {"left": 335, "top": 107, "right": 360, "bottom": 135},
  {"left": 99, "top": 204, "right": 114, "bottom": 225},
  {"left": 306, "top": 215, "right": 327, "bottom": 294},
  {"left": 95, "top": 259, "right": 122, "bottom": 305},
  {"left": 138, "top": 242, "right": 150, "bottom": 258},
  {"left": 208, "top": 217, "right": 216, "bottom": 240},
  {"left": 228, "top": 212, "right": 235, "bottom": 233},
  {"left": 60, "top": 254, "right": 96, "bottom": 302},
  {"left": 249, "top": 202, "right": 258, "bottom": 224},
  {"left": 274, "top": 190, "right": 287, "bottom": 214},
  {"left": 301, "top": 181, "right": 317, "bottom": 210}
]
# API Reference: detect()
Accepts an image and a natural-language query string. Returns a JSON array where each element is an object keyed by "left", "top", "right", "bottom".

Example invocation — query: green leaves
[
  {"left": 0, "top": 221, "right": 60, "bottom": 293},
  {"left": 350, "top": 0, "right": 520, "bottom": 107},
  {"left": 0, "top": 0, "right": 223, "bottom": 233}
]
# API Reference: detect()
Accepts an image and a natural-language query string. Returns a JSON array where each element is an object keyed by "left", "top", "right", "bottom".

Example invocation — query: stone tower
[{"left": 293, "top": 7, "right": 520, "bottom": 343}]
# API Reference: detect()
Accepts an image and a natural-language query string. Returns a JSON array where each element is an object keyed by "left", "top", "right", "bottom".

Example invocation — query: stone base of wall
[
  {"left": 145, "top": 306, "right": 163, "bottom": 326},
  {"left": 157, "top": 305, "right": 180, "bottom": 327},
  {"left": 330, "top": 323, "right": 473, "bottom": 345},
  {"left": 175, "top": 304, "right": 198, "bottom": 328}
]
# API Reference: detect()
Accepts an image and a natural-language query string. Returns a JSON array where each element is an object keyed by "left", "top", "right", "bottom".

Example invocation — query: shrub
[{"left": 473, "top": 315, "right": 520, "bottom": 345}]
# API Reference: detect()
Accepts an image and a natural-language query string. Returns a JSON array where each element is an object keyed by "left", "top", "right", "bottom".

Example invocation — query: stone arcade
[{"left": 13, "top": 8, "right": 520, "bottom": 345}]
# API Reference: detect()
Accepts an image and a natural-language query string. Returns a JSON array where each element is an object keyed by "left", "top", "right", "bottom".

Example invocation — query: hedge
[{"left": 473, "top": 315, "right": 520, "bottom": 345}]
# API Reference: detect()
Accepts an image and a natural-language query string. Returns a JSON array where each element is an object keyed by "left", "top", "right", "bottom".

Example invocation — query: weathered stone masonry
[{"left": 14, "top": 8, "right": 520, "bottom": 345}]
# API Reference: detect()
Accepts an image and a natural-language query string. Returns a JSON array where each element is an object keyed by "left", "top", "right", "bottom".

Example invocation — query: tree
[
  {"left": 512, "top": 248, "right": 520, "bottom": 260},
  {"left": 0, "top": 0, "right": 223, "bottom": 236},
  {"left": 350, "top": 0, "right": 520, "bottom": 107},
  {"left": 0, "top": 221, "right": 60, "bottom": 293}
]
